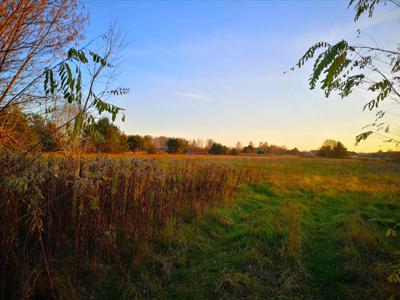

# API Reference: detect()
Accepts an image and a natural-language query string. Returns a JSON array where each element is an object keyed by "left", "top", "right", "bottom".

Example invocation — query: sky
[{"left": 85, "top": 0, "right": 399, "bottom": 152}]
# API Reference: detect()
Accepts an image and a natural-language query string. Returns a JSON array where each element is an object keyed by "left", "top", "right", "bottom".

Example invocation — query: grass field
[
  {"left": 2, "top": 154, "right": 400, "bottom": 299},
  {"left": 80, "top": 155, "right": 400, "bottom": 299}
]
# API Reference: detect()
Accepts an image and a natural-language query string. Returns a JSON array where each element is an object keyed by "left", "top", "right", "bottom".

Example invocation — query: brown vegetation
[{"left": 0, "top": 154, "right": 262, "bottom": 299}]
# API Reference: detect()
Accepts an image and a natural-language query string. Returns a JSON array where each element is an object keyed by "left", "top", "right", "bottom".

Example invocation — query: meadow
[{"left": 1, "top": 154, "right": 400, "bottom": 299}]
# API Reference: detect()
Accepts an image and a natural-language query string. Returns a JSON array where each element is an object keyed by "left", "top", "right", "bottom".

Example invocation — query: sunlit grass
[
  {"left": 115, "top": 156, "right": 400, "bottom": 299},
  {"left": 2, "top": 154, "right": 399, "bottom": 299}
]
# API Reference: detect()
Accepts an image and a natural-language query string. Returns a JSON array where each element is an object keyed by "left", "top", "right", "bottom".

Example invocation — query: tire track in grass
[
  {"left": 302, "top": 194, "right": 351, "bottom": 299},
  {"left": 161, "top": 184, "right": 305, "bottom": 300}
]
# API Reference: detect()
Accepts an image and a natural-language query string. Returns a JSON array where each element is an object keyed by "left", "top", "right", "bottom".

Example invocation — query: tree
[
  {"left": 0, "top": 106, "right": 38, "bottom": 151},
  {"left": 29, "top": 114, "right": 60, "bottom": 152},
  {"left": 146, "top": 143, "right": 157, "bottom": 154},
  {"left": 293, "top": 0, "right": 400, "bottom": 147},
  {"left": 333, "top": 141, "right": 348, "bottom": 158},
  {"left": 236, "top": 141, "right": 242, "bottom": 152},
  {"left": 127, "top": 135, "right": 144, "bottom": 152},
  {"left": 0, "top": 0, "right": 87, "bottom": 112},
  {"left": 154, "top": 136, "right": 168, "bottom": 151},
  {"left": 230, "top": 148, "right": 239, "bottom": 155},
  {"left": 257, "top": 142, "right": 269, "bottom": 154},
  {"left": 196, "top": 138, "right": 204, "bottom": 148},
  {"left": 167, "top": 138, "right": 188, "bottom": 154},
  {"left": 0, "top": 23, "right": 129, "bottom": 156},
  {"left": 142, "top": 135, "right": 156, "bottom": 153},
  {"left": 88, "top": 117, "right": 127, "bottom": 153},
  {"left": 206, "top": 139, "right": 215, "bottom": 149},
  {"left": 318, "top": 139, "right": 348, "bottom": 158},
  {"left": 290, "top": 147, "right": 300, "bottom": 155},
  {"left": 208, "top": 143, "right": 228, "bottom": 155},
  {"left": 0, "top": 0, "right": 87, "bottom": 151},
  {"left": 242, "top": 142, "right": 255, "bottom": 154},
  {"left": 1, "top": 107, "right": 61, "bottom": 152}
]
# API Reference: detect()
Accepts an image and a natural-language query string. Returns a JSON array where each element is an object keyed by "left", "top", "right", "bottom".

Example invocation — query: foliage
[
  {"left": 209, "top": 143, "right": 229, "bottom": 155},
  {"left": 0, "top": 20, "right": 128, "bottom": 156},
  {"left": 0, "top": 0, "right": 87, "bottom": 112},
  {"left": 257, "top": 142, "right": 269, "bottom": 154},
  {"left": 146, "top": 143, "right": 157, "bottom": 154},
  {"left": 0, "top": 106, "right": 39, "bottom": 151},
  {"left": 142, "top": 135, "right": 156, "bottom": 153},
  {"left": 166, "top": 138, "right": 188, "bottom": 154},
  {"left": 86, "top": 117, "right": 128, "bottom": 153},
  {"left": 29, "top": 114, "right": 61, "bottom": 152},
  {"left": 230, "top": 148, "right": 239, "bottom": 155},
  {"left": 0, "top": 0, "right": 89, "bottom": 156},
  {"left": 43, "top": 41, "right": 128, "bottom": 145},
  {"left": 242, "top": 143, "right": 255, "bottom": 154},
  {"left": 0, "top": 107, "right": 61, "bottom": 152},
  {"left": 293, "top": 0, "right": 400, "bottom": 146},
  {"left": 290, "top": 147, "right": 300, "bottom": 155},
  {"left": 127, "top": 135, "right": 144, "bottom": 152},
  {"left": 317, "top": 139, "right": 349, "bottom": 158}
]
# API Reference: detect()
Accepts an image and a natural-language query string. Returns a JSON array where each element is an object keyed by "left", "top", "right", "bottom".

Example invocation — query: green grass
[{"left": 76, "top": 157, "right": 400, "bottom": 299}]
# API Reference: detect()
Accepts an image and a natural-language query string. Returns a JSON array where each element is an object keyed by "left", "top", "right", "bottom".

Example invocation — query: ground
[{"left": 85, "top": 156, "right": 400, "bottom": 299}]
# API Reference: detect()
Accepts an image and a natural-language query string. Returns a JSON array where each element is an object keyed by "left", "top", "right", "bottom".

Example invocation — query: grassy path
[
  {"left": 160, "top": 185, "right": 291, "bottom": 299},
  {"left": 302, "top": 194, "right": 351, "bottom": 299}
]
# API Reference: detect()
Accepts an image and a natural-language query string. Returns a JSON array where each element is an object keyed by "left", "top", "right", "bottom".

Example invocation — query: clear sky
[{"left": 85, "top": 0, "right": 399, "bottom": 152}]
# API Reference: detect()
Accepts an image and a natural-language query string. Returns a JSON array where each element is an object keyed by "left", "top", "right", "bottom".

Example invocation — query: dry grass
[
  {"left": 279, "top": 200, "right": 305, "bottom": 266},
  {"left": 0, "top": 154, "right": 262, "bottom": 299},
  {"left": 1, "top": 153, "right": 399, "bottom": 299},
  {"left": 45, "top": 151, "right": 304, "bottom": 161}
]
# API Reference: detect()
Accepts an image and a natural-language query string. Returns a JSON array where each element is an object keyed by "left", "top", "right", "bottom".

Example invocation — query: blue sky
[{"left": 85, "top": 0, "right": 399, "bottom": 151}]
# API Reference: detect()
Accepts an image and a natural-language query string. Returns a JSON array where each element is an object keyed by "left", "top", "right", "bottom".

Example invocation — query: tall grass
[{"left": 0, "top": 154, "right": 262, "bottom": 299}]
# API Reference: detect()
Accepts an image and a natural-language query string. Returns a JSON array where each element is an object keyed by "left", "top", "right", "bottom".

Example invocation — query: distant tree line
[{"left": 6, "top": 111, "right": 398, "bottom": 160}]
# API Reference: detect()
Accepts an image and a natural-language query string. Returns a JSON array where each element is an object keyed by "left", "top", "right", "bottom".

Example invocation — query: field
[
  {"left": 1, "top": 154, "right": 400, "bottom": 299},
  {"left": 116, "top": 155, "right": 400, "bottom": 299}
]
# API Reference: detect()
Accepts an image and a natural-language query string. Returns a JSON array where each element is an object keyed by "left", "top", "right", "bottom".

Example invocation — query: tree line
[{"left": 4, "top": 109, "right": 355, "bottom": 158}]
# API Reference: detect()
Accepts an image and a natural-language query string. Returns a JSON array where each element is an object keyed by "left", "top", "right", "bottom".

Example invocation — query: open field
[
  {"left": 1, "top": 154, "right": 400, "bottom": 299},
  {"left": 2, "top": 1, "right": 399, "bottom": 299},
  {"left": 45, "top": 152, "right": 306, "bottom": 160},
  {"left": 112, "top": 156, "right": 400, "bottom": 299}
]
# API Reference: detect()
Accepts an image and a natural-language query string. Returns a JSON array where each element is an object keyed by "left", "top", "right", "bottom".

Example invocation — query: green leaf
[{"left": 73, "top": 112, "right": 84, "bottom": 138}]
